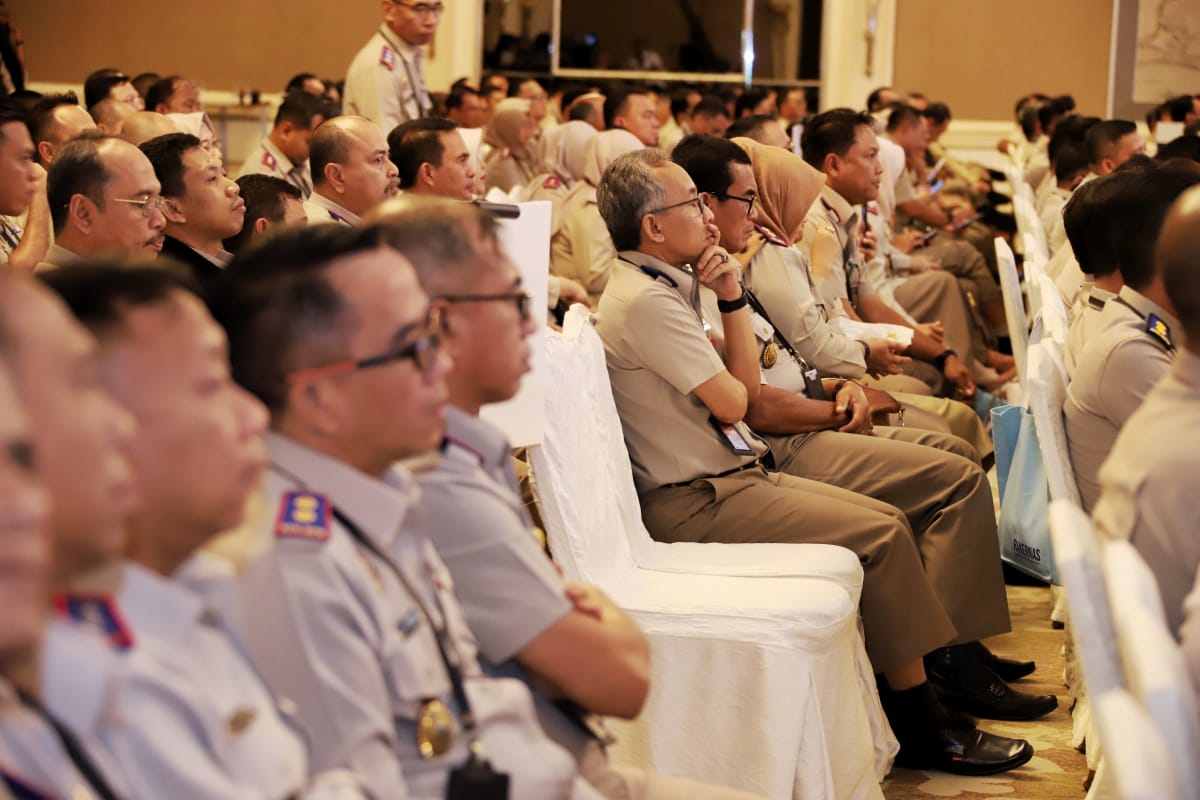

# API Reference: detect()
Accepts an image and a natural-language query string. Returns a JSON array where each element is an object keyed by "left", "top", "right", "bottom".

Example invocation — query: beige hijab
[
  {"left": 557, "top": 128, "right": 644, "bottom": 224},
  {"left": 732, "top": 136, "right": 826, "bottom": 246},
  {"left": 485, "top": 97, "right": 535, "bottom": 162}
]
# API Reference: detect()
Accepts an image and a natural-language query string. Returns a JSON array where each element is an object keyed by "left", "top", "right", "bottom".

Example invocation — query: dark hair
[
  {"left": 1085, "top": 119, "right": 1138, "bottom": 167},
  {"left": 144, "top": 76, "right": 185, "bottom": 113},
  {"left": 39, "top": 259, "right": 199, "bottom": 337},
  {"left": 690, "top": 96, "right": 728, "bottom": 120},
  {"left": 274, "top": 91, "right": 325, "bottom": 130},
  {"left": 567, "top": 102, "right": 598, "bottom": 124},
  {"left": 1047, "top": 114, "right": 1099, "bottom": 167},
  {"left": 376, "top": 199, "right": 499, "bottom": 296},
  {"left": 1165, "top": 95, "right": 1195, "bottom": 123},
  {"left": 1109, "top": 168, "right": 1200, "bottom": 289},
  {"left": 802, "top": 108, "right": 874, "bottom": 168},
  {"left": 139, "top": 133, "right": 202, "bottom": 198},
  {"left": 210, "top": 224, "right": 387, "bottom": 414},
  {"left": 308, "top": 120, "right": 354, "bottom": 188},
  {"left": 672, "top": 134, "right": 751, "bottom": 198},
  {"left": 1052, "top": 142, "right": 1089, "bottom": 185},
  {"left": 1156, "top": 134, "right": 1200, "bottom": 164},
  {"left": 865, "top": 87, "right": 894, "bottom": 113},
  {"left": 388, "top": 117, "right": 458, "bottom": 189},
  {"left": 131, "top": 73, "right": 160, "bottom": 100},
  {"left": 885, "top": 104, "right": 922, "bottom": 132},
  {"left": 923, "top": 102, "right": 951, "bottom": 126},
  {"left": 723, "top": 114, "right": 776, "bottom": 141},
  {"left": 225, "top": 175, "right": 303, "bottom": 254},
  {"left": 1063, "top": 171, "right": 1141, "bottom": 278},
  {"left": 1018, "top": 103, "right": 1042, "bottom": 142},
  {"left": 734, "top": 88, "right": 770, "bottom": 119},
  {"left": 46, "top": 134, "right": 117, "bottom": 234},
  {"left": 83, "top": 69, "right": 130, "bottom": 110},
  {"left": 0, "top": 98, "right": 29, "bottom": 146},
  {"left": 444, "top": 85, "right": 481, "bottom": 112},
  {"left": 285, "top": 73, "right": 324, "bottom": 94},
  {"left": 603, "top": 86, "right": 646, "bottom": 129},
  {"left": 28, "top": 92, "right": 82, "bottom": 148}
]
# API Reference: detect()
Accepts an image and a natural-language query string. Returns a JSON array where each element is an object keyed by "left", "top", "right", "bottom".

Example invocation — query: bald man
[
  {"left": 90, "top": 97, "right": 136, "bottom": 136},
  {"left": 1094, "top": 184, "right": 1200, "bottom": 639},
  {"left": 304, "top": 115, "right": 398, "bottom": 226},
  {"left": 119, "top": 111, "right": 178, "bottom": 147}
]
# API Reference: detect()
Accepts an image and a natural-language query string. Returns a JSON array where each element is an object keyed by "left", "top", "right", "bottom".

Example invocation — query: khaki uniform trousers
[
  {"left": 893, "top": 270, "right": 988, "bottom": 366},
  {"left": 579, "top": 742, "right": 763, "bottom": 799},
  {"left": 640, "top": 427, "right": 1009, "bottom": 674}
]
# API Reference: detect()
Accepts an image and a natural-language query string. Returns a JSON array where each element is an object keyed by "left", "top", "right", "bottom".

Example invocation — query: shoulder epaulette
[
  {"left": 1145, "top": 313, "right": 1175, "bottom": 351},
  {"left": 274, "top": 490, "right": 332, "bottom": 542},
  {"left": 52, "top": 593, "right": 134, "bottom": 651}
]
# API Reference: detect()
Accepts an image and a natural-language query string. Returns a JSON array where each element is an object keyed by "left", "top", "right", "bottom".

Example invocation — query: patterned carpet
[{"left": 882, "top": 584, "right": 1089, "bottom": 799}]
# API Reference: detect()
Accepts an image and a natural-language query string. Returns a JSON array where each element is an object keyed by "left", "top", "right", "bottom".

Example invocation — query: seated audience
[
  {"left": 734, "top": 88, "right": 774, "bottom": 119},
  {"left": 724, "top": 114, "right": 789, "bottom": 148},
  {"left": 145, "top": 75, "right": 202, "bottom": 114},
  {"left": 119, "top": 111, "right": 177, "bottom": 147},
  {"left": 237, "top": 91, "right": 326, "bottom": 199},
  {"left": 689, "top": 96, "right": 732, "bottom": 138},
  {"left": 303, "top": 115, "right": 398, "bottom": 226},
  {"left": 225, "top": 174, "right": 306, "bottom": 254},
  {"left": 82, "top": 68, "right": 142, "bottom": 111},
  {"left": 130, "top": 71, "right": 160, "bottom": 102},
  {"left": 518, "top": 78, "right": 554, "bottom": 133},
  {"left": 29, "top": 92, "right": 96, "bottom": 167},
  {"left": 526, "top": 119, "right": 595, "bottom": 228},
  {"left": 605, "top": 87, "right": 660, "bottom": 146},
  {"left": 388, "top": 116, "right": 476, "bottom": 201},
  {"left": 567, "top": 92, "right": 605, "bottom": 131},
  {"left": 40, "top": 135, "right": 165, "bottom": 269},
  {"left": 778, "top": 87, "right": 808, "bottom": 129},
  {"left": 89, "top": 97, "right": 136, "bottom": 135},
  {"left": 483, "top": 98, "right": 536, "bottom": 194},
  {"left": 140, "top": 133, "right": 244, "bottom": 291},
  {"left": 0, "top": 99, "right": 48, "bottom": 271},
  {"left": 445, "top": 84, "right": 486, "bottom": 129},
  {"left": 286, "top": 72, "right": 328, "bottom": 97}
]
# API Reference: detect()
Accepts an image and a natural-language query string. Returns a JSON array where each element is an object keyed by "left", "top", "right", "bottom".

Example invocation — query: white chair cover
[
  {"left": 1037, "top": 273, "right": 1070, "bottom": 347},
  {"left": 1103, "top": 539, "right": 1200, "bottom": 798},
  {"left": 1092, "top": 688, "right": 1181, "bottom": 800},
  {"left": 1027, "top": 344, "right": 1079, "bottom": 507},
  {"left": 995, "top": 237, "right": 1029, "bottom": 383},
  {"left": 529, "top": 306, "right": 894, "bottom": 799}
]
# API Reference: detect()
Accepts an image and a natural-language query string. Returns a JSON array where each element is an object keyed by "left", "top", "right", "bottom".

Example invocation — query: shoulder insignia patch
[
  {"left": 261, "top": 151, "right": 277, "bottom": 170},
  {"left": 1145, "top": 313, "right": 1175, "bottom": 350},
  {"left": 542, "top": 175, "right": 562, "bottom": 189},
  {"left": 275, "top": 490, "right": 332, "bottom": 542},
  {"left": 819, "top": 197, "right": 841, "bottom": 224},
  {"left": 380, "top": 45, "right": 396, "bottom": 71},
  {"left": 52, "top": 593, "right": 134, "bottom": 651},
  {"left": 754, "top": 223, "right": 788, "bottom": 247}
]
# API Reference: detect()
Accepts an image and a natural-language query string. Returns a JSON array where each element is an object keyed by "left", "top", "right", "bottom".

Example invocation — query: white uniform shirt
[
  {"left": 237, "top": 138, "right": 314, "bottom": 200},
  {"left": 303, "top": 192, "right": 361, "bottom": 227},
  {"left": 344, "top": 26, "right": 431, "bottom": 134}
]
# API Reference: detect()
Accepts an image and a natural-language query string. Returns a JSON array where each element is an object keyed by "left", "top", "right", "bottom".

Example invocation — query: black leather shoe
[
  {"left": 972, "top": 641, "right": 1036, "bottom": 682},
  {"left": 926, "top": 647, "right": 1058, "bottom": 721},
  {"left": 894, "top": 714, "right": 1035, "bottom": 776}
]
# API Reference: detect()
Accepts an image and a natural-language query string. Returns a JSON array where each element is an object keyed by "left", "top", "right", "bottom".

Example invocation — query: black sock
[{"left": 881, "top": 681, "right": 950, "bottom": 748}]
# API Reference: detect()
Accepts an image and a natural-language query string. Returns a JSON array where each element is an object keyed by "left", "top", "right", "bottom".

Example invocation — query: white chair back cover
[
  {"left": 1092, "top": 688, "right": 1182, "bottom": 800},
  {"left": 995, "top": 237, "right": 1029, "bottom": 382},
  {"left": 1038, "top": 273, "right": 1070, "bottom": 347},
  {"left": 1027, "top": 344, "right": 1080, "bottom": 506}
]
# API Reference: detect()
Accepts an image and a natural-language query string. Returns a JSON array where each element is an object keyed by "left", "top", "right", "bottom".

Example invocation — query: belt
[{"left": 656, "top": 454, "right": 773, "bottom": 491}]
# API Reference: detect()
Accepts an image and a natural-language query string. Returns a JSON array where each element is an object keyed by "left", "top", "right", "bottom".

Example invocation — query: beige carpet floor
[{"left": 882, "top": 584, "right": 1088, "bottom": 799}]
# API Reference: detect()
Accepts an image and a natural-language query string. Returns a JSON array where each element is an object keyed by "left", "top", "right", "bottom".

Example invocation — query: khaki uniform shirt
[
  {"left": 741, "top": 231, "right": 867, "bottom": 378},
  {"left": 236, "top": 138, "right": 314, "bottom": 200},
  {"left": 550, "top": 202, "right": 615, "bottom": 303},
  {"left": 238, "top": 432, "right": 587, "bottom": 799},
  {"left": 799, "top": 185, "right": 879, "bottom": 311},
  {"left": 303, "top": 192, "right": 360, "bottom": 226},
  {"left": 33, "top": 243, "right": 81, "bottom": 273},
  {"left": 1064, "top": 285, "right": 1116, "bottom": 378},
  {"left": 1039, "top": 186, "right": 1071, "bottom": 243},
  {"left": 344, "top": 27, "right": 430, "bottom": 134},
  {"left": 1178, "top": 568, "right": 1200, "bottom": 696},
  {"left": 1094, "top": 348, "right": 1200, "bottom": 637},
  {"left": 594, "top": 252, "right": 767, "bottom": 493},
  {"left": 1064, "top": 285, "right": 1178, "bottom": 511}
]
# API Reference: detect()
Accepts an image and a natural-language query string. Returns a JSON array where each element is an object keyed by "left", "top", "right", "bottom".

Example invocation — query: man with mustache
[
  {"left": 39, "top": 134, "right": 166, "bottom": 270},
  {"left": 304, "top": 116, "right": 399, "bottom": 227}
]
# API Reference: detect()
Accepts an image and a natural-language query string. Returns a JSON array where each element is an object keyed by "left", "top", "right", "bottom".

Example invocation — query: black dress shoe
[
  {"left": 894, "top": 714, "right": 1035, "bottom": 776},
  {"left": 926, "top": 647, "right": 1058, "bottom": 721},
  {"left": 971, "top": 641, "right": 1036, "bottom": 682}
]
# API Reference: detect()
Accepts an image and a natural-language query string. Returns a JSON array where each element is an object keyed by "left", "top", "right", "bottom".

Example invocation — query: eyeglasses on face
[
  {"left": 109, "top": 195, "right": 167, "bottom": 218},
  {"left": 716, "top": 191, "right": 757, "bottom": 217},
  {"left": 286, "top": 308, "right": 442, "bottom": 384},
  {"left": 394, "top": 1, "right": 445, "bottom": 16},
  {"left": 648, "top": 196, "right": 706, "bottom": 216},
  {"left": 438, "top": 291, "right": 534, "bottom": 319}
]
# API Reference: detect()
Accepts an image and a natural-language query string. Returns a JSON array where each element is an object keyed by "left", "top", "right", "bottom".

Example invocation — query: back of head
[
  {"left": 596, "top": 148, "right": 669, "bottom": 251},
  {"left": 120, "top": 111, "right": 178, "bottom": 147},
  {"left": 1018, "top": 103, "right": 1042, "bottom": 142},
  {"left": 923, "top": 102, "right": 951, "bottom": 127},
  {"left": 1052, "top": 141, "right": 1089, "bottom": 185},
  {"left": 1165, "top": 95, "right": 1195, "bottom": 123},
  {"left": 1086, "top": 119, "right": 1137, "bottom": 168},
  {"left": 144, "top": 76, "right": 182, "bottom": 113},
  {"left": 691, "top": 95, "right": 727, "bottom": 121},
  {"left": 40, "top": 259, "right": 197, "bottom": 341},
  {"left": 1111, "top": 167, "right": 1200, "bottom": 290},
  {"left": 444, "top": 85, "right": 479, "bottom": 112},
  {"left": 226, "top": 175, "right": 303, "bottom": 254},
  {"left": 285, "top": 73, "right": 322, "bottom": 95},
  {"left": 734, "top": 89, "right": 770, "bottom": 118},
  {"left": 671, "top": 134, "right": 749, "bottom": 197},
  {"left": 46, "top": 134, "right": 115, "bottom": 234},
  {"left": 274, "top": 91, "right": 325, "bottom": 131},
  {"left": 1158, "top": 185, "right": 1200, "bottom": 341},
  {"left": 1156, "top": 135, "right": 1200, "bottom": 165},
  {"left": 603, "top": 86, "right": 641, "bottom": 129},
  {"left": 139, "top": 132, "right": 202, "bottom": 197},
  {"left": 1063, "top": 170, "right": 1144, "bottom": 277},
  {"left": 28, "top": 92, "right": 81, "bottom": 147},
  {"left": 308, "top": 118, "right": 357, "bottom": 188},
  {"left": 375, "top": 197, "right": 498, "bottom": 296},
  {"left": 723, "top": 114, "right": 775, "bottom": 142},
  {"left": 387, "top": 117, "right": 457, "bottom": 189},
  {"left": 802, "top": 107, "right": 874, "bottom": 169},
  {"left": 866, "top": 87, "right": 894, "bottom": 113},
  {"left": 211, "top": 224, "right": 386, "bottom": 415},
  {"left": 885, "top": 103, "right": 922, "bottom": 134},
  {"left": 83, "top": 69, "right": 130, "bottom": 111},
  {"left": 1047, "top": 114, "right": 1099, "bottom": 166}
]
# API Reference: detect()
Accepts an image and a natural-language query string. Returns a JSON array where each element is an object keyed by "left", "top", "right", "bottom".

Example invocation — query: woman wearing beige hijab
[
  {"left": 732, "top": 137, "right": 993, "bottom": 458},
  {"left": 523, "top": 120, "right": 597, "bottom": 232},
  {"left": 550, "top": 128, "right": 643, "bottom": 303},
  {"left": 483, "top": 98, "right": 537, "bottom": 194}
]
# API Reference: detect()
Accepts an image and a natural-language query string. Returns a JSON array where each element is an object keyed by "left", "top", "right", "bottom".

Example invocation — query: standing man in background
[{"left": 344, "top": 0, "right": 443, "bottom": 134}]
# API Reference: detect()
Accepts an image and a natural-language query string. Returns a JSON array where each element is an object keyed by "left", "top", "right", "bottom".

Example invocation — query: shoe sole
[{"left": 933, "top": 684, "right": 1059, "bottom": 721}]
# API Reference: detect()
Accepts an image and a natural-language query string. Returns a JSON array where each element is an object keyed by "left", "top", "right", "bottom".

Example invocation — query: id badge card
[
  {"left": 803, "top": 367, "right": 827, "bottom": 401},
  {"left": 709, "top": 416, "right": 757, "bottom": 456}
]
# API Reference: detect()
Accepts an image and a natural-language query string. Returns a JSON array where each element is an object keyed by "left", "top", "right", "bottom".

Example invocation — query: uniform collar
[
  {"left": 266, "top": 431, "right": 419, "bottom": 551},
  {"left": 617, "top": 249, "right": 696, "bottom": 290},
  {"left": 41, "top": 615, "right": 120, "bottom": 736},
  {"left": 378, "top": 24, "right": 424, "bottom": 61},
  {"left": 43, "top": 243, "right": 82, "bottom": 268},
  {"left": 442, "top": 406, "right": 510, "bottom": 478},
  {"left": 306, "top": 192, "right": 361, "bottom": 226},
  {"left": 262, "top": 137, "right": 297, "bottom": 175},
  {"left": 117, "top": 561, "right": 205, "bottom": 643},
  {"left": 1117, "top": 285, "right": 1180, "bottom": 334},
  {"left": 1087, "top": 285, "right": 1116, "bottom": 310},
  {"left": 817, "top": 184, "right": 858, "bottom": 235}
]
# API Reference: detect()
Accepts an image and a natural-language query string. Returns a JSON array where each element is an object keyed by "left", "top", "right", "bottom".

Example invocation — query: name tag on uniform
[
  {"left": 804, "top": 367, "right": 828, "bottom": 401},
  {"left": 709, "top": 416, "right": 756, "bottom": 456}
]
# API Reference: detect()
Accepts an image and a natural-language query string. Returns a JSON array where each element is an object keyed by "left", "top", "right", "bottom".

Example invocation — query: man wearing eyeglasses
[
  {"left": 344, "top": 0, "right": 443, "bottom": 135},
  {"left": 211, "top": 223, "right": 605, "bottom": 799},
  {"left": 37, "top": 134, "right": 166, "bottom": 271}
]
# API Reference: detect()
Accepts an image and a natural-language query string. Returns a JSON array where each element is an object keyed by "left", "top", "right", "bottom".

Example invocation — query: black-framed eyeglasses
[
  {"left": 111, "top": 195, "right": 167, "bottom": 219},
  {"left": 394, "top": 1, "right": 445, "bottom": 16},
  {"left": 648, "top": 196, "right": 706, "bottom": 216},
  {"left": 438, "top": 291, "right": 533, "bottom": 319},
  {"left": 287, "top": 308, "right": 441, "bottom": 383},
  {"left": 716, "top": 191, "right": 757, "bottom": 217}
]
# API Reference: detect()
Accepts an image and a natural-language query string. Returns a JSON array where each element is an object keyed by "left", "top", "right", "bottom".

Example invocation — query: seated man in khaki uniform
[
  {"left": 593, "top": 148, "right": 1038, "bottom": 776},
  {"left": 1094, "top": 184, "right": 1200, "bottom": 639},
  {"left": 1064, "top": 168, "right": 1200, "bottom": 511}
]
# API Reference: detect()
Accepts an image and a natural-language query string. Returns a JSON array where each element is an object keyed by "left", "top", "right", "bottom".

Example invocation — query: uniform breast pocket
[{"left": 380, "top": 607, "right": 454, "bottom": 719}]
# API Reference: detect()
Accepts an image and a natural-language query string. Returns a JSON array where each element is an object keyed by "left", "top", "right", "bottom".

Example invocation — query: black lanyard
[
  {"left": 743, "top": 288, "right": 828, "bottom": 401},
  {"left": 378, "top": 28, "right": 429, "bottom": 118},
  {"left": 15, "top": 689, "right": 122, "bottom": 800}
]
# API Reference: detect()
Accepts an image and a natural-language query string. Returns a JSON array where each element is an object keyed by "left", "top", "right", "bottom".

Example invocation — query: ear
[
  {"left": 822, "top": 151, "right": 840, "bottom": 179},
  {"left": 253, "top": 217, "right": 271, "bottom": 235},
  {"left": 37, "top": 140, "right": 53, "bottom": 166},
  {"left": 161, "top": 196, "right": 186, "bottom": 225},
  {"left": 700, "top": 191, "right": 716, "bottom": 210},
  {"left": 641, "top": 213, "right": 665, "bottom": 244},
  {"left": 67, "top": 194, "right": 96, "bottom": 233},
  {"left": 418, "top": 161, "right": 436, "bottom": 188},
  {"left": 325, "top": 162, "right": 345, "bottom": 193},
  {"left": 285, "top": 379, "right": 343, "bottom": 438}
]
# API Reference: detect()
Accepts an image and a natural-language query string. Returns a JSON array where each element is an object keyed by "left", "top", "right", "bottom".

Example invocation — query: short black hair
[
  {"left": 1052, "top": 142, "right": 1089, "bottom": 185},
  {"left": 144, "top": 76, "right": 185, "bottom": 113},
  {"left": 210, "top": 224, "right": 388, "bottom": 414},
  {"left": 0, "top": 98, "right": 30, "bottom": 145},
  {"left": 691, "top": 96, "right": 728, "bottom": 120},
  {"left": 39, "top": 259, "right": 199, "bottom": 338},
  {"left": 28, "top": 92, "right": 82, "bottom": 147},
  {"left": 672, "top": 134, "right": 751, "bottom": 197},
  {"left": 723, "top": 114, "right": 776, "bottom": 141},
  {"left": 1047, "top": 114, "right": 1099, "bottom": 168},
  {"left": 285, "top": 73, "right": 323, "bottom": 94},
  {"left": 1111, "top": 168, "right": 1200, "bottom": 289},
  {"left": 923, "top": 102, "right": 951, "bottom": 126},
  {"left": 1018, "top": 103, "right": 1042, "bottom": 142},
  {"left": 83, "top": 69, "right": 130, "bottom": 110},
  {"left": 1063, "top": 170, "right": 1142, "bottom": 278},
  {"left": 445, "top": 85, "right": 481, "bottom": 112},
  {"left": 274, "top": 91, "right": 325, "bottom": 130},
  {"left": 225, "top": 175, "right": 303, "bottom": 254},
  {"left": 131, "top": 73, "right": 160, "bottom": 100},
  {"left": 603, "top": 86, "right": 646, "bottom": 129},
  {"left": 1086, "top": 119, "right": 1138, "bottom": 167},
  {"left": 1156, "top": 135, "right": 1200, "bottom": 164},
  {"left": 734, "top": 88, "right": 771, "bottom": 118},
  {"left": 865, "top": 87, "right": 894, "bottom": 113},
  {"left": 139, "top": 133, "right": 202, "bottom": 198},
  {"left": 388, "top": 117, "right": 458, "bottom": 189},
  {"left": 802, "top": 108, "right": 874, "bottom": 168},
  {"left": 46, "top": 134, "right": 116, "bottom": 234},
  {"left": 886, "top": 104, "right": 922, "bottom": 132},
  {"left": 567, "top": 102, "right": 598, "bottom": 123},
  {"left": 1165, "top": 95, "right": 1195, "bottom": 123}
]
